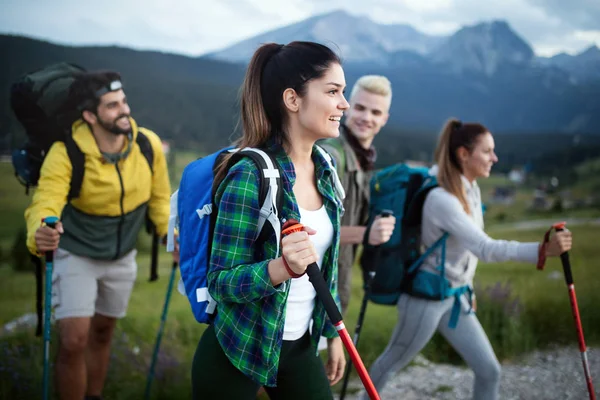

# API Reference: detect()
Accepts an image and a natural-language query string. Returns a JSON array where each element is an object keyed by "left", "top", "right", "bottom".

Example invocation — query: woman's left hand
[{"left": 326, "top": 336, "right": 345, "bottom": 386}]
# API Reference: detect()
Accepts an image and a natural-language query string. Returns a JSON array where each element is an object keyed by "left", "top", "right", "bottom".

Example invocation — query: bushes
[
  {"left": 0, "top": 329, "right": 191, "bottom": 400},
  {"left": 474, "top": 282, "right": 535, "bottom": 360}
]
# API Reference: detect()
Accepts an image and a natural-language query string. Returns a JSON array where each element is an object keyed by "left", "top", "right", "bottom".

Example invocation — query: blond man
[{"left": 320, "top": 75, "right": 396, "bottom": 313}]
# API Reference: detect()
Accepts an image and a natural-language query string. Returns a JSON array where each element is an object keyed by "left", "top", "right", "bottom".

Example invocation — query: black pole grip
[
  {"left": 556, "top": 228, "right": 573, "bottom": 286},
  {"left": 306, "top": 263, "right": 342, "bottom": 325},
  {"left": 560, "top": 252, "right": 573, "bottom": 285}
]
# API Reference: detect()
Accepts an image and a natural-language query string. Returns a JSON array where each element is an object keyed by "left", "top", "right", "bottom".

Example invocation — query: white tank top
[{"left": 282, "top": 204, "right": 333, "bottom": 341}]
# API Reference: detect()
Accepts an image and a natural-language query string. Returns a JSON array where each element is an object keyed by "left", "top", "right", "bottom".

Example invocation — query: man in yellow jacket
[{"left": 24, "top": 70, "right": 172, "bottom": 400}]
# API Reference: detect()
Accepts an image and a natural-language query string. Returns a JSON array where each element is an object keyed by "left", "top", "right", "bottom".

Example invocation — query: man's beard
[{"left": 98, "top": 114, "right": 131, "bottom": 135}]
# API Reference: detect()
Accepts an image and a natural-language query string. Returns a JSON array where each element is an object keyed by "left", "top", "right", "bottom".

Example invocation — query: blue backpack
[
  {"left": 167, "top": 145, "right": 344, "bottom": 324},
  {"left": 167, "top": 147, "right": 284, "bottom": 324},
  {"left": 360, "top": 163, "right": 449, "bottom": 306}
]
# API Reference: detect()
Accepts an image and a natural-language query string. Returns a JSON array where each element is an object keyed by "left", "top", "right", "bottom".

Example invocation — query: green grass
[
  {"left": 0, "top": 163, "right": 31, "bottom": 254},
  {"left": 1, "top": 159, "right": 600, "bottom": 398}
]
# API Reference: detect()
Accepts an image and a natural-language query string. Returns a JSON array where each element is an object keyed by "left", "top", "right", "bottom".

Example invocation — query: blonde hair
[
  {"left": 434, "top": 118, "right": 489, "bottom": 214},
  {"left": 349, "top": 75, "right": 392, "bottom": 103}
]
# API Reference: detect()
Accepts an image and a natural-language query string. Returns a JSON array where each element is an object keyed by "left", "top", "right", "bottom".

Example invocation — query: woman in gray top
[{"left": 365, "top": 119, "right": 573, "bottom": 400}]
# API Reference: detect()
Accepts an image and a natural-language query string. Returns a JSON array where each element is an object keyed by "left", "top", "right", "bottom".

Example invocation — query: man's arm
[
  {"left": 24, "top": 142, "right": 71, "bottom": 255},
  {"left": 142, "top": 129, "right": 171, "bottom": 237},
  {"left": 339, "top": 226, "right": 367, "bottom": 245},
  {"left": 341, "top": 216, "right": 397, "bottom": 247}
]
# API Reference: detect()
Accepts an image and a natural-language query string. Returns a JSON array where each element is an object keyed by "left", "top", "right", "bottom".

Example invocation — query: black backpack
[
  {"left": 10, "top": 63, "right": 159, "bottom": 335},
  {"left": 10, "top": 62, "right": 156, "bottom": 197},
  {"left": 11, "top": 62, "right": 86, "bottom": 194}
]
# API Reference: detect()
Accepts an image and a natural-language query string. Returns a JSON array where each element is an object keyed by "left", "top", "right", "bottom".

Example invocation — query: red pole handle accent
[{"left": 336, "top": 322, "right": 380, "bottom": 399}]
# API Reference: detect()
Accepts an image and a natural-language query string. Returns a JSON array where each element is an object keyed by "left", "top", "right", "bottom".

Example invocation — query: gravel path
[{"left": 341, "top": 346, "right": 599, "bottom": 399}]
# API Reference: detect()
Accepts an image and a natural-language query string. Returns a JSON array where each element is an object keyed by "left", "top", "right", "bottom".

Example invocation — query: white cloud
[
  {"left": 0, "top": 0, "right": 597, "bottom": 56},
  {"left": 573, "top": 30, "right": 600, "bottom": 44}
]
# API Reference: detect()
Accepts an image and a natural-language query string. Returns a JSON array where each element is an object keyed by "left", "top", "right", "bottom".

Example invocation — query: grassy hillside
[{"left": 1, "top": 154, "right": 599, "bottom": 399}]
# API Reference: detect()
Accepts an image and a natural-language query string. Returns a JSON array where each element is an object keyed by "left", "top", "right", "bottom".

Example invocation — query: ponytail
[
  {"left": 214, "top": 41, "right": 341, "bottom": 190},
  {"left": 240, "top": 43, "right": 283, "bottom": 149},
  {"left": 214, "top": 44, "right": 282, "bottom": 187},
  {"left": 434, "top": 118, "right": 488, "bottom": 214}
]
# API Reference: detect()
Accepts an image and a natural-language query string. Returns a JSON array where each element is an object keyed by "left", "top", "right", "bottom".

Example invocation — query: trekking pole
[
  {"left": 149, "top": 230, "right": 159, "bottom": 282},
  {"left": 282, "top": 220, "right": 380, "bottom": 400},
  {"left": 554, "top": 223, "right": 596, "bottom": 400},
  {"left": 340, "top": 210, "right": 393, "bottom": 400},
  {"left": 144, "top": 261, "right": 178, "bottom": 400},
  {"left": 42, "top": 216, "right": 59, "bottom": 400}
]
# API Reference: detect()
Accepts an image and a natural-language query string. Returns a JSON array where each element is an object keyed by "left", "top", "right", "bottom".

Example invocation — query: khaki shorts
[{"left": 51, "top": 248, "right": 138, "bottom": 320}]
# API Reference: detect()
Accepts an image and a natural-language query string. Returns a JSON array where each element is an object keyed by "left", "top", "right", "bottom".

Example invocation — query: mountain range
[
  {"left": 208, "top": 11, "right": 600, "bottom": 135},
  {"left": 208, "top": 10, "right": 600, "bottom": 84},
  {"left": 1, "top": 10, "right": 600, "bottom": 165}
]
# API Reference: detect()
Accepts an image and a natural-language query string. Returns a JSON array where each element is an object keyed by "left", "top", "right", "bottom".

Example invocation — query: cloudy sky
[{"left": 2, "top": 0, "right": 599, "bottom": 57}]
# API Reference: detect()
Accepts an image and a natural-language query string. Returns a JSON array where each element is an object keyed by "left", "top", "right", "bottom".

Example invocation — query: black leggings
[{"left": 191, "top": 324, "right": 333, "bottom": 400}]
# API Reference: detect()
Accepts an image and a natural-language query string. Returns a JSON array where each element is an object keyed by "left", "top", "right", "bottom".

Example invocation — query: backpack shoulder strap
[
  {"left": 136, "top": 130, "right": 154, "bottom": 174},
  {"left": 65, "top": 134, "right": 85, "bottom": 202},
  {"left": 136, "top": 130, "right": 159, "bottom": 281},
  {"left": 404, "top": 177, "right": 438, "bottom": 227},
  {"left": 231, "top": 148, "right": 283, "bottom": 254},
  {"left": 320, "top": 138, "right": 346, "bottom": 179},
  {"left": 315, "top": 144, "right": 346, "bottom": 202}
]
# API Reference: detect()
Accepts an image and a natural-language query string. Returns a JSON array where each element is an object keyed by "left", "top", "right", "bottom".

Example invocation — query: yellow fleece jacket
[{"left": 25, "top": 118, "right": 171, "bottom": 258}]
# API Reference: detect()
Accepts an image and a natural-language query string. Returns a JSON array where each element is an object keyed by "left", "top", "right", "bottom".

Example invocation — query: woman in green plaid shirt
[{"left": 191, "top": 41, "right": 351, "bottom": 399}]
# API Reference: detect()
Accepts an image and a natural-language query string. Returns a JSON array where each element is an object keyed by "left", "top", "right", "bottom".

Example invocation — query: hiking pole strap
[
  {"left": 32, "top": 255, "right": 43, "bottom": 337},
  {"left": 536, "top": 221, "right": 566, "bottom": 271},
  {"left": 150, "top": 231, "right": 159, "bottom": 282}
]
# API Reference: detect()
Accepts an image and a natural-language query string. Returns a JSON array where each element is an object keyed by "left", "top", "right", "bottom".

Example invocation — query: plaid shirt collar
[{"left": 265, "top": 138, "right": 338, "bottom": 207}]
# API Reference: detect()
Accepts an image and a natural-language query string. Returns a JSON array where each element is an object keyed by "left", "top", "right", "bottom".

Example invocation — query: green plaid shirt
[{"left": 208, "top": 143, "right": 343, "bottom": 386}]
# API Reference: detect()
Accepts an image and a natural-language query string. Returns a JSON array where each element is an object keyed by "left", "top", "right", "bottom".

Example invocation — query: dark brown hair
[
  {"left": 69, "top": 70, "right": 122, "bottom": 114},
  {"left": 215, "top": 41, "right": 341, "bottom": 185}
]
